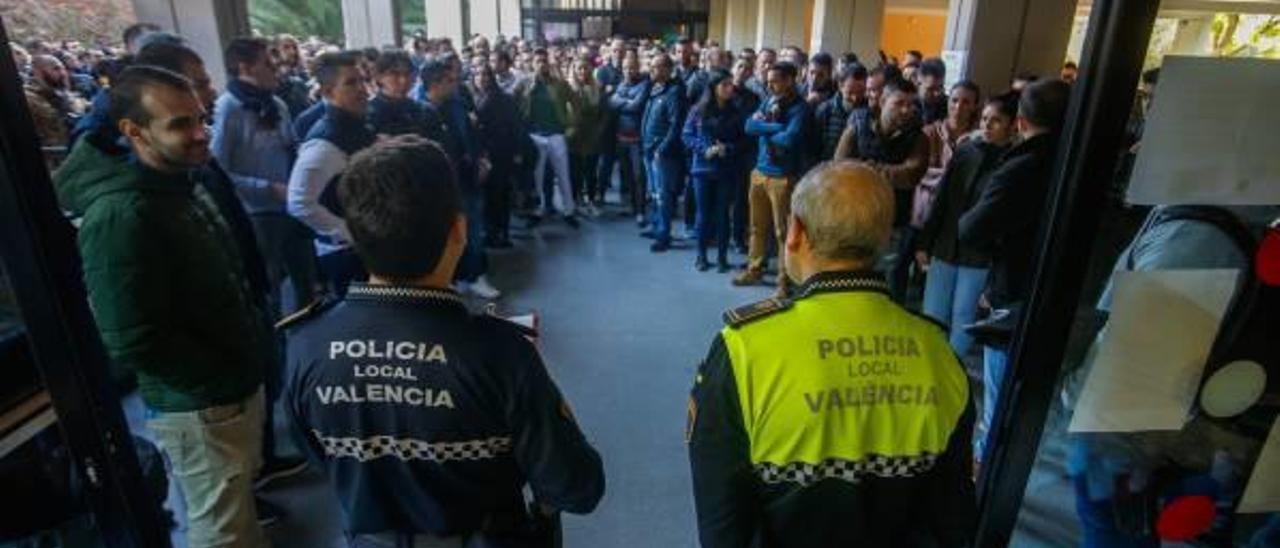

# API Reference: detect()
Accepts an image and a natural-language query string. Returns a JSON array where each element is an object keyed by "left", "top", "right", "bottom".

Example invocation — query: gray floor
[{"left": 123, "top": 205, "right": 1083, "bottom": 548}]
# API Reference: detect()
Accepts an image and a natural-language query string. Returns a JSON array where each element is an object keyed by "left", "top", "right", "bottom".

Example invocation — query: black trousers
[{"left": 485, "top": 158, "right": 514, "bottom": 241}]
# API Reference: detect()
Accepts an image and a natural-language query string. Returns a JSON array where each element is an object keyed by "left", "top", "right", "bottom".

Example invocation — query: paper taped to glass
[
  {"left": 1127, "top": 56, "right": 1280, "bottom": 206},
  {"left": 1069, "top": 269, "right": 1239, "bottom": 433}
]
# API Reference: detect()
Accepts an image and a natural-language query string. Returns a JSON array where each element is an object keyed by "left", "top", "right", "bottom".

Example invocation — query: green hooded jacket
[{"left": 54, "top": 138, "right": 268, "bottom": 412}]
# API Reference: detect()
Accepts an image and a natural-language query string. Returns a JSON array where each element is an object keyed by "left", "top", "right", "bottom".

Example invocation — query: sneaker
[
  {"left": 635, "top": 214, "right": 647, "bottom": 227},
  {"left": 650, "top": 240, "right": 671, "bottom": 253},
  {"left": 254, "top": 456, "right": 308, "bottom": 490},
  {"left": 732, "top": 270, "right": 763, "bottom": 286},
  {"left": 564, "top": 215, "right": 581, "bottom": 229},
  {"left": 255, "top": 497, "right": 285, "bottom": 527},
  {"left": 695, "top": 258, "right": 710, "bottom": 271},
  {"left": 717, "top": 260, "right": 732, "bottom": 273},
  {"left": 468, "top": 276, "right": 502, "bottom": 300}
]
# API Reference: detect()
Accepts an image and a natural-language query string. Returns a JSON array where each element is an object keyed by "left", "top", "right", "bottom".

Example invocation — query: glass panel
[{"left": 1010, "top": 10, "right": 1280, "bottom": 546}]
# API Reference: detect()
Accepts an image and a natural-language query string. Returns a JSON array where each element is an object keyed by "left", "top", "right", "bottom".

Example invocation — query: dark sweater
[
  {"left": 958, "top": 133, "right": 1059, "bottom": 307},
  {"left": 917, "top": 140, "right": 1009, "bottom": 267}
]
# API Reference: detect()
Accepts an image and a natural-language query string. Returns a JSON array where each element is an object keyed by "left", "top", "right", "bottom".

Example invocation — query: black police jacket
[{"left": 283, "top": 283, "right": 605, "bottom": 536}]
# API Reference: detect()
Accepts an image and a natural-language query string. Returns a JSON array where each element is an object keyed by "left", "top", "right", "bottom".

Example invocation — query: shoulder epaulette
[
  {"left": 723, "top": 297, "right": 793, "bottom": 328},
  {"left": 910, "top": 310, "right": 950, "bottom": 334},
  {"left": 274, "top": 297, "right": 336, "bottom": 331}
]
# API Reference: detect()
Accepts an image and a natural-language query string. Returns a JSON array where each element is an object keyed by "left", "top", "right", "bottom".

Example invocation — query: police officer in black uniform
[
  {"left": 282, "top": 135, "right": 605, "bottom": 547},
  {"left": 687, "top": 161, "right": 975, "bottom": 548}
]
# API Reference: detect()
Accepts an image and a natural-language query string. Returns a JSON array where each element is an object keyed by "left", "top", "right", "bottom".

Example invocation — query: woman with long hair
[
  {"left": 916, "top": 91, "right": 1020, "bottom": 356},
  {"left": 469, "top": 56, "right": 530, "bottom": 248},
  {"left": 566, "top": 55, "right": 606, "bottom": 216},
  {"left": 681, "top": 69, "right": 743, "bottom": 272}
]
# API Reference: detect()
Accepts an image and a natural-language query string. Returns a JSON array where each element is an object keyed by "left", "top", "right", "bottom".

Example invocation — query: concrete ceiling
[{"left": 886, "top": 0, "right": 1280, "bottom": 15}]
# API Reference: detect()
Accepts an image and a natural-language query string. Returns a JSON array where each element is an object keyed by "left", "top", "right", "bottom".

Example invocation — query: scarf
[{"left": 227, "top": 79, "right": 282, "bottom": 127}]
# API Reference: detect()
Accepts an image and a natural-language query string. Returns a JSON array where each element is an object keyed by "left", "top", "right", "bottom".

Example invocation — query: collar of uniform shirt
[
  {"left": 345, "top": 283, "right": 467, "bottom": 310},
  {"left": 795, "top": 270, "right": 889, "bottom": 299}
]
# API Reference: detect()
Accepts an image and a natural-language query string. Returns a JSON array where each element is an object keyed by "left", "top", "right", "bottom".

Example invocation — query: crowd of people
[{"left": 10, "top": 19, "right": 1097, "bottom": 548}]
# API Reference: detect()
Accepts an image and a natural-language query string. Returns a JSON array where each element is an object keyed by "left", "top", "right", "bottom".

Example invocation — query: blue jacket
[
  {"left": 293, "top": 101, "right": 327, "bottom": 143},
  {"left": 284, "top": 284, "right": 605, "bottom": 536},
  {"left": 641, "top": 80, "right": 686, "bottom": 156},
  {"left": 681, "top": 102, "right": 745, "bottom": 176},
  {"left": 745, "top": 94, "right": 810, "bottom": 177},
  {"left": 609, "top": 76, "right": 650, "bottom": 139}
]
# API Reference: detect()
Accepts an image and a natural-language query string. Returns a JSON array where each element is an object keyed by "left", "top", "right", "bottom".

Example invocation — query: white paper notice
[
  {"left": 1127, "top": 56, "right": 1280, "bottom": 206},
  {"left": 1069, "top": 270, "right": 1239, "bottom": 433},
  {"left": 1238, "top": 418, "right": 1280, "bottom": 513}
]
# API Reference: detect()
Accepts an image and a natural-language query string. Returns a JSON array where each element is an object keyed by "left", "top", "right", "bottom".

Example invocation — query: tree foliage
[
  {"left": 1, "top": 0, "right": 136, "bottom": 46},
  {"left": 248, "top": 0, "right": 425, "bottom": 44}
]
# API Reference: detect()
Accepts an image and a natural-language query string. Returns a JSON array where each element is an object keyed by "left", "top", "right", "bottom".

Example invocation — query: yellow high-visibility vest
[{"left": 720, "top": 283, "right": 969, "bottom": 484}]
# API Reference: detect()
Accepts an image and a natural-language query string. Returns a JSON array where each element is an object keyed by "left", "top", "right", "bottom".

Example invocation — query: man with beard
[
  {"left": 25, "top": 54, "right": 89, "bottom": 148},
  {"left": 54, "top": 66, "right": 275, "bottom": 547},
  {"left": 917, "top": 58, "right": 949, "bottom": 124},
  {"left": 835, "top": 79, "right": 930, "bottom": 302}
]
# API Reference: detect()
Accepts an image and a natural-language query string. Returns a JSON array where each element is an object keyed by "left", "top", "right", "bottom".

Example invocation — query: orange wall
[{"left": 881, "top": 12, "right": 947, "bottom": 60}]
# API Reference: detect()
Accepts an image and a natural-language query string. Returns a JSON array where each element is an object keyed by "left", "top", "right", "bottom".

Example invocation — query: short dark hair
[
  {"left": 420, "top": 55, "right": 452, "bottom": 87},
  {"left": 919, "top": 58, "right": 946, "bottom": 80},
  {"left": 951, "top": 79, "right": 980, "bottom": 98},
  {"left": 840, "top": 52, "right": 860, "bottom": 66},
  {"left": 375, "top": 49, "right": 413, "bottom": 75},
  {"left": 122, "top": 22, "right": 160, "bottom": 47},
  {"left": 1064, "top": 61, "right": 1078, "bottom": 70},
  {"left": 134, "top": 41, "right": 203, "bottom": 74},
  {"left": 314, "top": 51, "right": 360, "bottom": 89},
  {"left": 1019, "top": 79, "right": 1071, "bottom": 131},
  {"left": 906, "top": 49, "right": 924, "bottom": 60},
  {"left": 810, "top": 52, "right": 833, "bottom": 69},
  {"left": 108, "top": 65, "right": 193, "bottom": 126},
  {"left": 883, "top": 78, "right": 917, "bottom": 98},
  {"left": 361, "top": 47, "right": 380, "bottom": 62},
  {"left": 758, "top": 47, "right": 776, "bottom": 57},
  {"left": 224, "top": 37, "right": 270, "bottom": 77},
  {"left": 986, "top": 90, "right": 1020, "bottom": 119},
  {"left": 338, "top": 135, "right": 461, "bottom": 281},
  {"left": 837, "top": 62, "right": 868, "bottom": 83},
  {"left": 769, "top": 61, "right": 798, "bottom": 80}
]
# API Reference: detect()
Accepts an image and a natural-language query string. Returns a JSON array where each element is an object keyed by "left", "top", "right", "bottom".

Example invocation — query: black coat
[
  {"left": 474, "top": 88, "right": 532, "bottom": 161},
  {"left": 918, "top": 139, "right": 1009, "bottom": 267},
  {"left": 958, "top": 133, "right": 1059, "bottom": 307}
]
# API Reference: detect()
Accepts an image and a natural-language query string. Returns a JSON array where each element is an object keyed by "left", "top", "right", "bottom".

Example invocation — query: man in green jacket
[{"left": 54, "top": 65, "right": 272, "bottom": 548}]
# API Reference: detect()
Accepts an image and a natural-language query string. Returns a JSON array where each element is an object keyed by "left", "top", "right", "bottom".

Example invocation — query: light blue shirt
[{"left": 210, "top": 92, "right": 296, "bottom": 215}]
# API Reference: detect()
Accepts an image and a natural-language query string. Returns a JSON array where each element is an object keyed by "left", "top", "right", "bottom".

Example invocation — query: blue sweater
[
  {"left": 681, "top": 103, "right": 745, "bottom": 176},
  {"left": 641, "top": 80, "right": 686, "bottom": 156},
  {"left": 745, "top": 95, "right": 809, "bottom": 178},
  {"left": 609, "top": 76, "right": 650, "bottom": 139}
]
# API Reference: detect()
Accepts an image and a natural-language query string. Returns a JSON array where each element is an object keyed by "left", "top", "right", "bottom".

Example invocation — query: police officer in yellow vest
[{"left": 687, "top": 161, "right": 975, "bottom": 547}]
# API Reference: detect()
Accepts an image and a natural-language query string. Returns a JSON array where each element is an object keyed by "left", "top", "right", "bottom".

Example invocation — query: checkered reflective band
[
  {"left": 755, "top": 453, "right": 939, "bottom": 485},
  {"left": 346, "top": 284, "right": 465, "bottom": 306},
  {"left": 313, "top": 431, "right": 512, "bottom": 463},
  {"left": 798, "top": 276, "right": 890, "bottom": 298}
]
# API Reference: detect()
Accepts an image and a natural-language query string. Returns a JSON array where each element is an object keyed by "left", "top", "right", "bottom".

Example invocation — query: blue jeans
[
  {"left": 976, "top": 344, "right": 1009, "bottom": 459},
  {"left": 693, "top": 172, "right": 732, "bottom": 262},
  {"left": 921, "top": 258, "right": 989, "bottom": 356},
  {"left": 646, "top": 153, "right": 681, "bottom": 244}
]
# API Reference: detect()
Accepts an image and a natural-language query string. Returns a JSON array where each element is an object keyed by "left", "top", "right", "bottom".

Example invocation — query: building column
[
  {"left": 470, "top": 0, "right": 501, "bottom": 40},
  {"left": 342, "top": 0, "right": 402, "bottom": 49},
  {"left": 1168, "top": 14, "right": 1213, "bottom": 55},
  {"left": 809, "top": 0, "right": 884, "bottom": 63},
  {"left": 130, "top": 0, "right": 249, "bottom": 89},
  {"left": 497, "top": 0, "right": 522, "bottom": 38},
  {"left": 943, "top": 0, "right": 1079, "bottom": 95},
  {"left": 756, "top": 0, "right": 812, "bottom": 51},
  {"left": 724, "top": 0, "right": 758, "bottom": 52},
  {"left": 428, "top": 0, "right": 468, "bottom": 48},
  {"left": 708, "top": 0, "right": 728, "bottom": 45}
]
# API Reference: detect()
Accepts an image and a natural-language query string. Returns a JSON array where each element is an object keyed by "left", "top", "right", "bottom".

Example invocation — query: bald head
[{"left": 789, "top": 161, "right": 894, "bottom": 269}]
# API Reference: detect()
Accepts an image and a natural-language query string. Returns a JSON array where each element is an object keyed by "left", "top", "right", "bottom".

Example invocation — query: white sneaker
[{"left": 468, "top": 276, "right": 502, "bottom": 300}]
